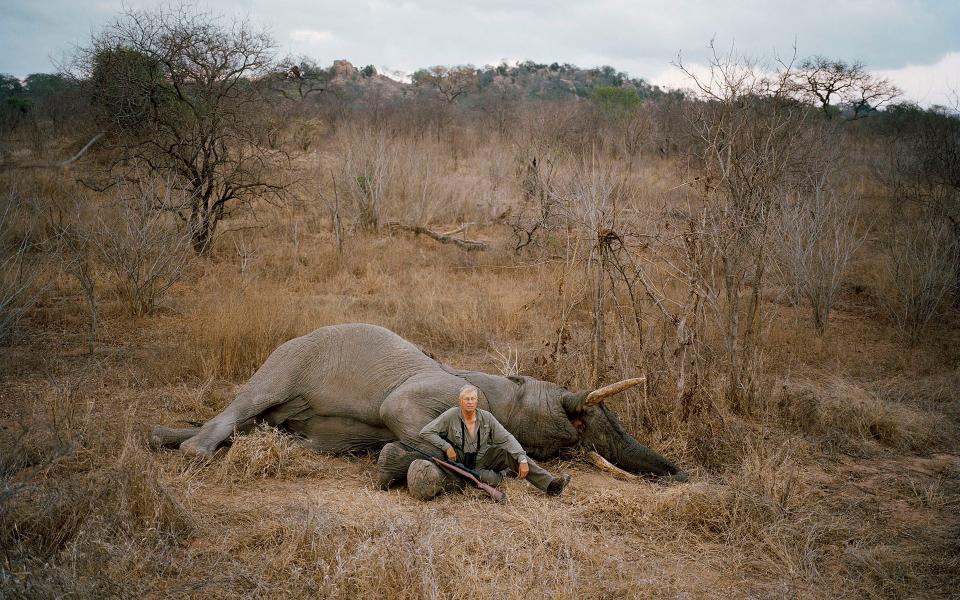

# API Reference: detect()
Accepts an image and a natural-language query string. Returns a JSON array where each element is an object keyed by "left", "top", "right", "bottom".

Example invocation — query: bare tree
[
  {"left": 677, "top": 43, "right": 820, "bottom": 404},
  {"left": 411, "top": 65, "right": 477, "bottom": 140},
  {"left": 270, "top": 57, "right": 331, "bottom": 101},
  {"left": 476, "top": 78, "right": 520, "bottom": 137},
  {"left": 788, "top": 56, "right": 900, "bottom": 120},
  {"left": 879, "top": 104, "right": 960, "bottom": 297},
  {"left": 412, "top": 65, "right": 478, "bottom": 104},
  {"left": 76, "top": 5, "right": 286, "bottom": 254}
]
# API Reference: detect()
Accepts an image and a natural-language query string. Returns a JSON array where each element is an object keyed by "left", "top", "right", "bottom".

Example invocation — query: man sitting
[{"left": 418, "top": 384, "right": 571, "bottom": 496}]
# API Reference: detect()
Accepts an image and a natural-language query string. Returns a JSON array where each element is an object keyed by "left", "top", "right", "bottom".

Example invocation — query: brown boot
[{"left": 546, "top": 474, "right": 571, "bottom": 496}]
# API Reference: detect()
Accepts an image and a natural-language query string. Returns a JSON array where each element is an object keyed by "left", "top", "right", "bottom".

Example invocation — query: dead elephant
[{"left": 151, "top": 323, "right": 686, "bottom": 499}]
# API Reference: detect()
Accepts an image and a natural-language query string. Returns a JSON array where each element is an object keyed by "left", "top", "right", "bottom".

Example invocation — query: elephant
[{"left": 150, "top": 323, "right": 686, "bottom": 499}]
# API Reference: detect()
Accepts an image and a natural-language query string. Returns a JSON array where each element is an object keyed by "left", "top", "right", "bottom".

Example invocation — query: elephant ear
[
  {"left": 504, "top": 375, "right": 528, "bottom": 405},
  {"left": 476, "top": 386, "right": 490, "bottom": 408},
  {"left": 561, "top": 391, "right": 588, "bottom": 416}
]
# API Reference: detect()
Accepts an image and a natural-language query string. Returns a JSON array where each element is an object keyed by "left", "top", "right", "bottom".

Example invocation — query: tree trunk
[{"left": 590, "top": 254, "right": 606, "bottom": 387}]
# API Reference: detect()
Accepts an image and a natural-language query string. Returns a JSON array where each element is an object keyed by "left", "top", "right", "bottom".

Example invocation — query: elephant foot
[
  {"left": 407, "top": 459, "right": 464, "bottom": 501},
  {"left": 376, "top": 442, "right": 418, "bottom": 490},
  {"left": 179, "top": 436, "right": 216, "bottom": 459},
  {"left": 150, "top": 425, "right": 201, "bottom": 450}
]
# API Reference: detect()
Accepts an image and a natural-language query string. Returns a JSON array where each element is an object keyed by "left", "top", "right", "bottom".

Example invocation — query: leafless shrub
[
  {"left": 317, "top": 168, "right": 346, "bottom": 258},
  {"left": 874, "top": 212, "right": 959, "bottom": 343},
  {"left": 0, "top": 186, "right": 43, "bottom": 344},
  {"left": 556, "top": 157, "right": 626, "bottom": 386},
  {"left": 391, "top": 135, "right": 447, "bottom": 224},
  {"left": 336, "top": 125, "right": 395, "bottom": 231},
  {"left": 49, "top": 196, "right": 99, "bottom": 351},
  {"left": 490, "top": 343, "right": 520, "bottom": 376},
  {"left": 509, "top": 142, "right": 563, "bottom": 252},
  {"left": 775, "top": 184, "right": 867, "bottom": 335},
  {"left": 232, "top": 233, "right": 257, "bottom": 280},
  {"left": 95, "top": 178, "right": 190, "bottom": 316}
]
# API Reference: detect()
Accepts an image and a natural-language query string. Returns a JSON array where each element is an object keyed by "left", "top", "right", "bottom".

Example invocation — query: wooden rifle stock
[{"left": 430, "top": 457, "right": 507, "bottom": 503}]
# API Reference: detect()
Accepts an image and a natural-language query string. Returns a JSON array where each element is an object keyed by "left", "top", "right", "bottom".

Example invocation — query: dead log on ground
[{"left": 385, "top": 222, "right": 488, "bottom": 251}]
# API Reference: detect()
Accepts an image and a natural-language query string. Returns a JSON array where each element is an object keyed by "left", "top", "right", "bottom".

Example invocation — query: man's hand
[
  {"left": 446, "top": 446, "right": 457, "bottom": 461},
  {"left": 518, "top": 461, "right": 529, "bottom": 479}
]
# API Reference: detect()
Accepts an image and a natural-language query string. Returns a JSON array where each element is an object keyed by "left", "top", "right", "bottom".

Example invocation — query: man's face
[{"left": 459, "top": 391, "right": 478, "bottom": 415}]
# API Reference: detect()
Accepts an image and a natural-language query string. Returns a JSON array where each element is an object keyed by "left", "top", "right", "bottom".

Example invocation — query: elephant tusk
[
  {"left": 584, "top": 377, "right": 646, "bottom": 405},
  {"left": 586, "top": 451, "right": 640, "bottom": 481}
]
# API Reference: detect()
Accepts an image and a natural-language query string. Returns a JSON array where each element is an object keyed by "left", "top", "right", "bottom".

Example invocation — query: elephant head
[
  {"left": 479, "top": 373, "right": 686, "bottom": 481},
  {"left": 561, "top": 379, "right": 685, "bottom": 479}
]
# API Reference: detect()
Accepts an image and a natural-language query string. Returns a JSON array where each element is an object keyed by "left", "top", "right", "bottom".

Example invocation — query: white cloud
[
  {"left": 650, "top": 62, "right": 710, "bottom": 94},
  {"left": 290, "top": 29, "right": 334, "bottom": 44},
  {"left": 877, "top": 52, "right": 960, "bottom": 108}
]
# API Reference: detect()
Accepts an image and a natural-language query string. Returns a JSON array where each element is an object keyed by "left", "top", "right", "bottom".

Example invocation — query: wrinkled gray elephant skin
[{"left": 152, "top": 324, "right": 685, "bottom": 483}]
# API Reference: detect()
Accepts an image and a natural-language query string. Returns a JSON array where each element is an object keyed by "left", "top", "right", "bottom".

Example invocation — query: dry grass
[
  {"left": 215, "top": 425, "right": 329, "bottom": 483},
  {"left": 777, "top": 375, "right": 944, "bottom": 453},
  {"left": 186, "top": 278, "right": 312, "bottom": 381},
  {"left": 2, "top": 131, "right": 959, "bottom": 599}
]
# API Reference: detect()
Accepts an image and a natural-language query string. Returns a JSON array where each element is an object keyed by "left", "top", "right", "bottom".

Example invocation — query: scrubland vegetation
[{"left": 1, "top": 6, "right": 959, "bottom": 598}]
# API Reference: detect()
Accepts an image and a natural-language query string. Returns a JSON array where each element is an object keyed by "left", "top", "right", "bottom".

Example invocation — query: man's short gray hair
[{"left": 458, "top": 384, "right": 480, "bottom": 399}]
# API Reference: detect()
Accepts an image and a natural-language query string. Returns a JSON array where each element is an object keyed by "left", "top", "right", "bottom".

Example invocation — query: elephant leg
[
  {"left": 151, "top": 420, "right": 258, "bottom": 450},
  {"left": 150, "top": 426, "right": 200, "bottom": 449},
  {"left": 284, "top": 415, "right": 395, "bottom": 454},
  {"left": 376, "top": 442, "right": 420, "bottom": 489},
  {"left": 180, "top": 381, "right": 291, "bottom": 458},
  {"left": 407, "top": 459, "right": 464, "bottom": 501}
]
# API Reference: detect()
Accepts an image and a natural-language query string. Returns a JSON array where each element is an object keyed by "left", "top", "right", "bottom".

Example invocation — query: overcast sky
[{"left": 2, "top": 0, "right": 958, "bottom": 107}]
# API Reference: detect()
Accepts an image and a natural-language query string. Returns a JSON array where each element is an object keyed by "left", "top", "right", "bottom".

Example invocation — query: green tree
[
  {"left": 591, "top": 85, "right": 641, "bottom": 112},
  {"left": 89, "top": 47, "right": 169, "bottom": 132},
  {"left": 0, "top": 74, "right": 29, "bottom": 128}
]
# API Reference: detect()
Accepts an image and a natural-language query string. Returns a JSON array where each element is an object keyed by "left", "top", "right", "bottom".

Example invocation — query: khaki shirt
[{"left": 420, "top": 407, "right": 527, "bottom": 464}]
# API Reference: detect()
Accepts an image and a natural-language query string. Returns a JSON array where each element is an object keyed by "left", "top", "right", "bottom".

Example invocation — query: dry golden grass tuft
[{"left": 216, "top": 424, "right": 327, "bottom": 483}]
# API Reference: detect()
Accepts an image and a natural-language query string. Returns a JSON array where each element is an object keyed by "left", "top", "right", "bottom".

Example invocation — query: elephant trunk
[
  {"left": 608, "top": 432, "right": 684, "bottom": 479},
  {"left": 583, "top": 404, "right": 686, "bottom": 481}
]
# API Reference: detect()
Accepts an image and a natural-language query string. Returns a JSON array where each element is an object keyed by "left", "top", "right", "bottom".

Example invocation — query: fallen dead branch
[
  {"left": 0, "top": 132, "right": 104, "bottom": 171},
  {"left": 385, "top": 222, "right": 488, "bottom": 251}
]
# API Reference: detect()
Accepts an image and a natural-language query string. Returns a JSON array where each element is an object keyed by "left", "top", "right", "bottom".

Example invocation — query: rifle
[{"left": 396, "top": 441, "right": 506, "bottom": 503}]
